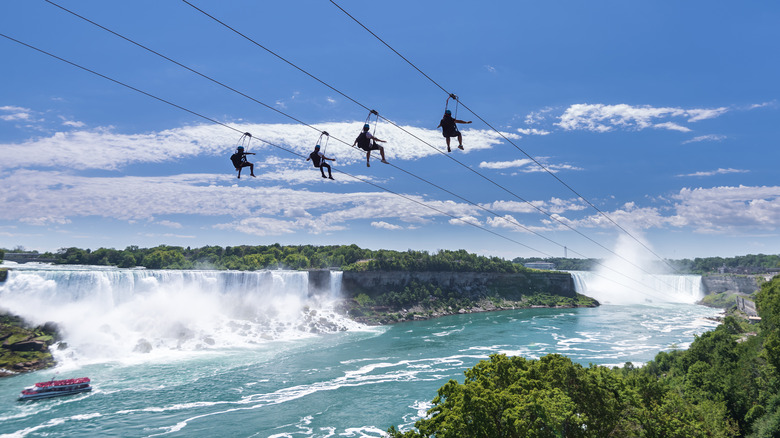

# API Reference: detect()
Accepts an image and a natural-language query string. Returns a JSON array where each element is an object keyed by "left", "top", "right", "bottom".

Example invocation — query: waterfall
[
  {"left": 569, "top": 270, "right": 704, "bottom": 304},
  {"left": 329, "top": 271, "right": 343, "bottom": 300},
  {"left": 0, "top": 266, "right": 355, "bottom": 362}
]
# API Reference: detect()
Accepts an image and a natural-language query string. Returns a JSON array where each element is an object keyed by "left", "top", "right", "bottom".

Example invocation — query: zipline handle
[
  {"left": 235, "top": 131, "right": 253, "bottom": 152},
  {"left": 364, "top": 109, "right": 380, "bottom": 137},
  {"left": 317, "top": 130, "right": 331, "bottom": 155},
  {"left": 445, "top": 94, "right": 459, "bottom": 118}
]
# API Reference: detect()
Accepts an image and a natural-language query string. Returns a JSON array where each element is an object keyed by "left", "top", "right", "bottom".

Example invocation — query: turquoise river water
[{"left": 0, "top": 264, "right": 721, "bottom": 437}]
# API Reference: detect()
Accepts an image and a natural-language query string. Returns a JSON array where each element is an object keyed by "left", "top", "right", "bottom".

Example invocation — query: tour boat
[{"left": 18, "top": 377, "right": 92, "bottom": 401}]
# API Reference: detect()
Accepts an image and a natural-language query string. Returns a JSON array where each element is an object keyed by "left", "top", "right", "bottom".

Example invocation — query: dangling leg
[
  {"left": 445, "top": 137, "right": 451, "bottom": 153},
  {"left": 324, "top": 163, "right": 333, "bottom": 180},
  {"left": 379, "top": 146, "right": 388, "bottom": 164},
  {"left": 249, "top": 163, "right": 256, "bottom": 177},
  {"left": 320, "top": 164, "right": 327, "bottom": 178},
  {"left": 237, "top": 166, "right": 242, "bottom": 178},
  {"left": 457, "top": 133, "right": 464, "bottom": 150},
  {"left": 366, "top": 151, "right": 371, "bottom": 167}
]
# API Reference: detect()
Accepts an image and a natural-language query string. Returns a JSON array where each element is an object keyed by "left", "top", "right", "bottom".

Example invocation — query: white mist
[{"left": 569, "top": 234, "right": 703, "bottom": 305}]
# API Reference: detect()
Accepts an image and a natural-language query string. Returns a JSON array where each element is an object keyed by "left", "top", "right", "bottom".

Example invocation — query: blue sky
[{"left": 1, "top": 0, "right": 778, "bottom": 261}]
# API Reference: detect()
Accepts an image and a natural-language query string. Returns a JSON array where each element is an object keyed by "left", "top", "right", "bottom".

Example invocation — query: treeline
[
  {"left": 671, "top": 254, "right": 780, "bottom": 274},
  {"left": 514, "top": 254, "right": 780, "bottom": 274},
  {"left": 23, "top": 245, "right": 526, "bottom": 273},
  {"left": 7, "top": 245, "right": 778, "bottom": 274},
  {"left": 390, "top": 275, "right": 780, "bottom": 437}
]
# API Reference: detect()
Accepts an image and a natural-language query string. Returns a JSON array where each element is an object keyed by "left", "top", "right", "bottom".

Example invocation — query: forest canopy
[
  {"left": 19, "top": 244, "right": 528, "bottom": 273},
  {"left": 389, "top": 275, "right": 780, "bottom": 437}
]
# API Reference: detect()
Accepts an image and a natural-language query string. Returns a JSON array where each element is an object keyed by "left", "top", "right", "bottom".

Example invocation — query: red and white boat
[{"left": 18, "top": 377, "right": 92, "bottom": 400}]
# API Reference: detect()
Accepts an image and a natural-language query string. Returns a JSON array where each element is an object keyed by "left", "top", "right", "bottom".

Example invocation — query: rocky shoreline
[
  {"left": 0, "top": 313, "right": 60, "bottom": 377},
  {"left": 340, "top": 294, "right": 599, "bottom": 326}
]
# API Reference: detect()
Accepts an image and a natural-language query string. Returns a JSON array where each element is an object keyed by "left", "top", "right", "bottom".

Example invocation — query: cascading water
[
  {"left": 0, "top": 265, "right": 358, "bottom": 364},
  {"left": 568, "top": 234, "right": 704, "bottom": 305},
  {"left": 569, "top": 270, "right": 703, "bottom": 304}
]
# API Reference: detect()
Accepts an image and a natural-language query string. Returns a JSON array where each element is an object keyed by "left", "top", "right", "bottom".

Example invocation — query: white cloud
[
  {"left": 653, "top": 122, "right": 691, "bottom": 132},
  {"left": 686, "top": 107, "right": 729, "bottom": 122},
  {"left": 479, "top": 159, "right": 534, "bottom": 170},
  {"left": 449, "top": 216, "right": 482, "bottom": 227},
  {"left": 485, "top": 215, "right": 531, "bottom": 232},
  {"left": 156, "top": 220, "right": 183, "bottom": 229},
  {"left": 682, "top": 134, "right": 726, "bottom": 144},
  {"left": 0, "top": 170, "right": 483, "bottom": 237},
  {"left": 748, "top": 101, "right": 775, "bottom": 109},
  {"left": 371, "top": 221, "right": 403, "bottom": 230},
  {"left": 19, "top": 216, "right": 72, "bottom": 226},
  {"left": 677, "top": 168, "right": 749, "bottom": 177},
  {"left": 549, "top": 202, "right": 675, "bottom": 232},
  {"left": 546, "top": 185, "right": 780, "bottom": 235},
  {"left": 516, "top": 128, "right": 551, "bottom": 136},
  {"left": 525, "top": 107, "right": 555, "bottom": 126},
  {"left": 479, "top": 158, "right": 582, "bottom": 174},
  {"left": 672, "top": 185, "right": 780, "bottom": 233},
  {"left": 484, "top": 198, "right": 587, "bottom": 216},
  {"left": 0, "top": 105, "right": 32, "bottom": 122},
  {"left": 0, "top": 121, "right": 515, "bottom": 171},
  {"left": 484, "top": 65, "right": 497, "bottom": 73},
  {"left": 556, "top": 103, "right": 729, "bottom": 132},
  {"left": 62, "top": 120, "right": 86, "bottom": 128}
]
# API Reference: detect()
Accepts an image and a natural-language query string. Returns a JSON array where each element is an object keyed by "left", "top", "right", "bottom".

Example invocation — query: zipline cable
[
  {"left": 176, "top": 0, "right": 681, "bottom": 288},
  {"left": 31, "top": 2, "right": 686, "bottom": 298},
  {"left": 0, "top": 32, "right": 674, "bottom": 301},
  {"left": 327, "top": 0, "right": 685, "bottom": 277},
  {"left": 0, "top": 31, "right": 555, "bottom": 258},
  {"left": 76, "top": 0, "right": 685, "bottom": 296}
]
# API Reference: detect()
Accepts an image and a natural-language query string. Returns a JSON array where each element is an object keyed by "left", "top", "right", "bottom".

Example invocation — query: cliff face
[
  {"left": 702, "top": 275, "right": 759, "bottom": 295},
  {"left": 341, "top": 270, "right": 576, "bottom": 300}
]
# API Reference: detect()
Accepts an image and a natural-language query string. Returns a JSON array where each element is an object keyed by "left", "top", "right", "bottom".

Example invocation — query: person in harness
[
  {"left": 306, "top": 144, "right": 335, "bottom": 180},
  {"left": 353, "top": 124, "right": 388, "bottom": 167},
  {"left": 230, "top": 146, "right": 255, "bottom": 178},
  {"left": 437, "top": 109, "right": 472, "bottom": 152}
]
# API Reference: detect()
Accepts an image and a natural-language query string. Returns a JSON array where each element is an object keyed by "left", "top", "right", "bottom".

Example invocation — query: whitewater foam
[{"left": 0, "top": 267, "right": 359, "bottom": 364}]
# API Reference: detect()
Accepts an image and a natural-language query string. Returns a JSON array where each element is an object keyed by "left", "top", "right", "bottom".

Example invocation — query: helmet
[
  {"left": 363, "top": 124, "right": 370, "bottom": 130},
  {"left": 237, "top": 146, "right": 244, "bottom": 150},
  {"left": 445, "top": 109, "right": 452, "bottom": 115},
  {"left": 315, "top": 145, "right": 321, "bottom": 150}
]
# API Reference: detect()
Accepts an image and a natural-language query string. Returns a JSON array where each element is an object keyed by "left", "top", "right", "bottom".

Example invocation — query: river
[{"left": 0, "top": 264, "right": 721, "bottom": 437}]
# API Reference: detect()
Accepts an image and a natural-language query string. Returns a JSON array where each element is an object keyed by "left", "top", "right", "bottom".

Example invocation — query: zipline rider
[{"left": 353, "top": 123, "right": 388, "bottom": 167}]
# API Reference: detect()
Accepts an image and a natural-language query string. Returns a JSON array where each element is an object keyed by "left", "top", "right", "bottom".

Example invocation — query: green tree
[{"left": 141, "top": 249, "right": 189, "bottom": 269}]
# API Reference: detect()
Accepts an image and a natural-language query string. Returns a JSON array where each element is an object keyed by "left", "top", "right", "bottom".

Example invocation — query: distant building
[{"left": 524, "top": 262, "right": 556, "bottom": 270}]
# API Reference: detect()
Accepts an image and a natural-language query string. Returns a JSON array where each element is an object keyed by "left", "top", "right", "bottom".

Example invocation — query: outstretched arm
[{"left": 455, "top": 120, "right": 472, "bottom": 124}]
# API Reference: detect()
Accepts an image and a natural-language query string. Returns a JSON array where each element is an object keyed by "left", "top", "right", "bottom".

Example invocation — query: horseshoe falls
[
  {"left": 0, "top": 264, "right": 721, "bottom": 437},
  {"left": 568, "top": 270, "right": 704, "bottom": 304}
]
